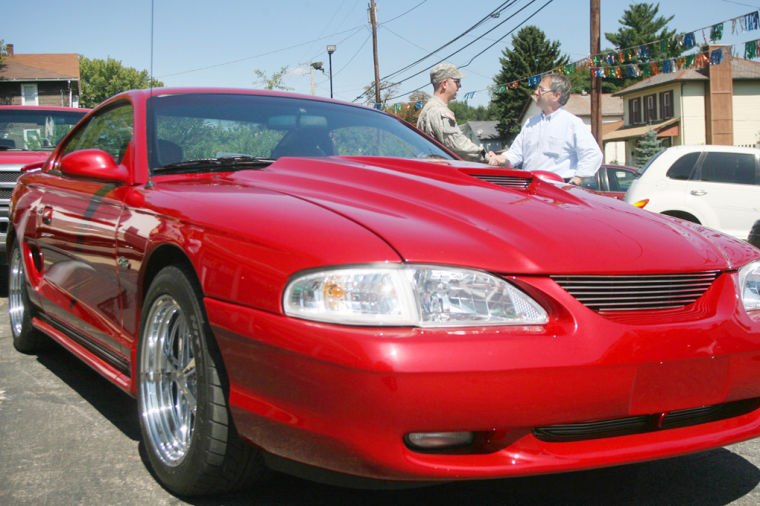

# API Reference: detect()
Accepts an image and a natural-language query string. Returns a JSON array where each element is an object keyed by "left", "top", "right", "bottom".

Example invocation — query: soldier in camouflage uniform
[{"left": 417, "top": 63, "right": 489, "bottom": 163}]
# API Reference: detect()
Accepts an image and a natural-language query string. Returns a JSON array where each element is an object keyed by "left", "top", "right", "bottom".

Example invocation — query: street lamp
[{"left": 327, "top": 45, "right": 336, "bottom": 98}]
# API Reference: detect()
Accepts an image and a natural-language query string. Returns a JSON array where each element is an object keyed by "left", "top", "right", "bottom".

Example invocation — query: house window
[
  {"left": 643, "top": 94, "right": 657, "bottom": 123},
  {"left": 629, "top": 98, "right": 641, "bottom": 125},
  {"left": 659, "top": 90, "right": 674, "bottom": 119},
  {"left": 21, "top": 84, "right": 39, "bottom": 106}
]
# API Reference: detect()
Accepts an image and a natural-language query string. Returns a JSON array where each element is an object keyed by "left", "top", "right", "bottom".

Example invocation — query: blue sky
[{"left": 4, "top": 0, "right": 760, "bottom": 107}]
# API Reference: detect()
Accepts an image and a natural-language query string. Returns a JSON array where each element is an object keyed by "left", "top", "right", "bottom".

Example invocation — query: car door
[
  {"left": 692, "top": 151, "right": 760, "bottom": 239},
  {"left": 33, "top": 102, "right": 134, "bottom": 360}
]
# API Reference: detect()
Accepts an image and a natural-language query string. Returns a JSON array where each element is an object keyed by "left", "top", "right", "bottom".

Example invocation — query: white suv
[{"left": 625, "top": 145, "right": 760, "bottom": 240}]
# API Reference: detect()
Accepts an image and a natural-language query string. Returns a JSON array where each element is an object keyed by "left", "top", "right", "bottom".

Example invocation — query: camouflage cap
[{"left": 430, "top": 63, "right": 466, "bottom": 86}]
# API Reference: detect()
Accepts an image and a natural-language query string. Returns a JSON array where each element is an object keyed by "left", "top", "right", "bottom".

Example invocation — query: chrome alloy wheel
[
  {"left": 139, "top": 294, "right": 197, "bottom": 467},
  {"left": 9, "top": 244, "right": 26, "bottom": 338}
]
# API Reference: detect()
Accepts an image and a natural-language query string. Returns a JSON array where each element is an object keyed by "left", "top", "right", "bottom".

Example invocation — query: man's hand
[
  {"left": 487, "top": 152, "right": 506, "bottom": 166},
  {"left": 570, "top": 176, "right": 584, "bottom": 185}
]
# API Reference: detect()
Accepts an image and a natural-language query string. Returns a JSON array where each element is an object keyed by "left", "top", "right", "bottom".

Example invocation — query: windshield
[
  {"left": 0, "top": 108, "right": 86, "bottom": 151},
  {"left": 147, "top": 93, "right": 453, "bottom": 173}
]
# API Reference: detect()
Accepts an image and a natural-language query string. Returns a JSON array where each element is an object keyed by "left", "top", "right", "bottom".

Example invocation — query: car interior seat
[
  {"left": 271, "top": 127, "right": 335, "bottom": 158},
  {"left": 156, "top": 139, "right": 184, "bottom": 166}
]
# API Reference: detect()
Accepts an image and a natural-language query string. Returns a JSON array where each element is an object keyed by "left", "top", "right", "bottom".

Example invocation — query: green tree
[
  {"left": 449, "top": 102, "right": 498, "bottom": 124},
  {"left": 0, "top": 40, "right": 7, "bottom": 68},
  {"left": 253, "top": 66, "right": 294, "bottom": 91},
  {"left": 79, "top": 56, "right": 163, "bottom": 108},
  {"left": 359, "top": 80, "right": 398, "bottom": 107},
  {"left": 390, "top": 89, "right": 430, "bottom": 125},
  {"left": 490, "top": 26, "right": 568, "bottom": 144},
  {"left": 632, "top": 128, "right": 662, "bottom": 167},
  {"left": 605, "top": 2, "right": 679, "bottom": 59}
]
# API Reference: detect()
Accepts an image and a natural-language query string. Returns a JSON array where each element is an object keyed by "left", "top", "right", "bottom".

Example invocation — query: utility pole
[
  {"left": 590, "top": 0, "right": 602, "bottom": 150},
  {"left": 369, "top": 0, "right": 381, "bottom": 105}
]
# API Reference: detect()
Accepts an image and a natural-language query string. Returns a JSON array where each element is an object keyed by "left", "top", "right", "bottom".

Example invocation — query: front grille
[
  {"left": 533, "top": 397, "right": 760, "bottom": 442},
  {"left": 470, "top": 174, "right": 532, "bottom": 189},
  {"left": 551, "top": 271, "right": 720, "bottom": 312},
  {"left": 0, "top": 170, "right": 21, "bottom": 183}
]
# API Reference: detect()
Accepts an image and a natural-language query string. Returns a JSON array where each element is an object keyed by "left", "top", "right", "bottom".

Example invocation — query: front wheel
[
  {"left": 137, "top": 265, "right": 263, "bottom": 496},
  {"left": 8, "top": 241, "right": 45, "bottom": 354}
]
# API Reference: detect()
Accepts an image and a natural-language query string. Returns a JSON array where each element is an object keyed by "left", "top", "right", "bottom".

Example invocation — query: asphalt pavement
[{"left": 4, "top": 294, "right": 760, "bottom": 505}]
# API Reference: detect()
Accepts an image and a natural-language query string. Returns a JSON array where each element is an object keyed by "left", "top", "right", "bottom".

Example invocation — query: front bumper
[{"left": 206, "top": 272, "right": 760, "bottom": 482}]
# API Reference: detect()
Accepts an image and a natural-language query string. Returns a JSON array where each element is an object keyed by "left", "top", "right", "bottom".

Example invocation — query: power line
[
  {"left": 377, "top": 1, "right": 519, "bottom": 83},
  {"left": 381, "top": 0, "right": 552, "bottom": 102}
]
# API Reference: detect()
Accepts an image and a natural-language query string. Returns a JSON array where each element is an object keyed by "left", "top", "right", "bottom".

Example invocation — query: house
[
  {"left": 0, "top": 44, "right": 81, "bottom": 107},
  {"left": 521, "top": 92, "right": 625, "bottom": 164},
  {"left": 605, "top": 46, "right": 760, "bottom": 165},
  {"left": 460, "top": 121, "right": 505, "bottom": 152}
]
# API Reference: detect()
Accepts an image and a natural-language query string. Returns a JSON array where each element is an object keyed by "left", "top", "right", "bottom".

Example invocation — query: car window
[
  {"left": 700, "top": 152, "right": 757, "bottom": 185},
  {"left": 147, "top": 93, "right": 453, "bottom": 172},
  {"left": 61, "top": 102, "right": 134, "bottom": 164},
  {"left": 666, "top": 152, "right": 700, "bottom": 180},
  {"left": 610, "top": 168, "right": 637, "bottom": 191},
  {"left": 0, "top": 108, "right": 85, "bottom": 151},
  {"left": 580, "top": 174, "right": 599, "bottom": 191}
]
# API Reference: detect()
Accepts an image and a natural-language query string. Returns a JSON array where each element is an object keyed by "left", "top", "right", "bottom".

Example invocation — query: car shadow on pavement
[
  {"left": 35, "top": 342, "right": 140, "bottom": 441},
  {"left": 190, "top": 449, "right": 760, "bottom": 505},
  {"left": 30, "top": 339, "right": 760, "bottom": 505}
]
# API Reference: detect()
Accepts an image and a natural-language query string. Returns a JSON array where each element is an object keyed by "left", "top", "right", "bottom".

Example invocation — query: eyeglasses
[
  {"left": 449, "top": 78, "right": 461, "bottom": 86},
  {"left": 534, "top": 86, "right": 553, "bottom": 94}
]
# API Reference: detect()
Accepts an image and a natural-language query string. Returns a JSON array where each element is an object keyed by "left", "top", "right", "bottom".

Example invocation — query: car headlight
[
  {"left": 283, "top": 264, "right": 548, "bottom": 327},
  {"left": 739, "top": 260, "right": 760, "bottom": 314}
]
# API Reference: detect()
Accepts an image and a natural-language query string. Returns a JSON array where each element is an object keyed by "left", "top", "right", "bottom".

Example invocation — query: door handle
[
  {"left": 690, "top": 190, "right": 707, "bottom": 196},
  {"left": 41, "top": 206, "right": 53, "bottom": 225}
]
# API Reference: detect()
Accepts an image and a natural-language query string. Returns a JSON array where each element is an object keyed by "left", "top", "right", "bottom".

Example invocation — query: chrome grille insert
[
  {"left": 470, "top": 174, "right": 531, "bottom": 189},
  {"left": 551, "top": 271, "right": 720, "bottom": 311}
]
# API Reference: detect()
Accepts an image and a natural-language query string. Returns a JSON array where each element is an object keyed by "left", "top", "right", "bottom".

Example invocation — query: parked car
[
  {"left": 624, "top": 144, "right": 760, "bottom": 240},
  {"left": 9, "top": 88, "right": 760, "bottom": 496},
  {"left": 579, "top": 163, "right": 640, "bottom": 199},
  {"left": 0, "top": 105, "right": 88, "bottom": 265}
]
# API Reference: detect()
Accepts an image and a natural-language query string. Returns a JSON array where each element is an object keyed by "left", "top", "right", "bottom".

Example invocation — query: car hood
[
  {"left": 217, "top": 156, "right": 758, "bottom": 274},
  {"left": 0, "top": 151, "right": 51, "bottom": 166}
]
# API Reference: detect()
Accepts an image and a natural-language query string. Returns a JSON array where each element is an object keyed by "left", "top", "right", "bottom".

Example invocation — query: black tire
[
  {"left": 136, "top": 265, "right": 264, "bottom": 496},
  {"left": 8, "top": 240, "right": 45, "bottom": 354},
  {"left": 748, "top": 220, "right": 760, "bottom": 248}
]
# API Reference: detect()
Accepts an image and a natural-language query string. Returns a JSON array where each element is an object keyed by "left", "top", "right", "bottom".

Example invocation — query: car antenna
[{"left": 145, "top": 0, "right": 156, "bottom": 190}]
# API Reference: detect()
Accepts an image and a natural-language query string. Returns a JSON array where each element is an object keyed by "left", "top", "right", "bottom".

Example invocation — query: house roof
[
  {"left": 462, "top": 120, "right": 501, "bottom": 140},
  {"left": 614, "top": 57, "right": 760, "bottom": 96},
  {"left": 563, "top": 93, "right": 624, "bottom": 117},
  {"left": 0, "top": 53, "right": 80, "bottom": 81},
  {"left": 604, "top": 117, "right": 679, "bottom": 142}
]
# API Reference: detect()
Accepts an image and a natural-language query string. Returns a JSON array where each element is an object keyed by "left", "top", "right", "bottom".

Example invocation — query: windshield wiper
[{"left": 154, "top": 155, "right": 275, "bottom": 174}]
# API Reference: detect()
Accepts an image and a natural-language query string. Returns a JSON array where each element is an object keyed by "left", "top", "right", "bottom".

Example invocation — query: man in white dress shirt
[{"left": 488, "top": 73, "right": 602, "bottom": 184}]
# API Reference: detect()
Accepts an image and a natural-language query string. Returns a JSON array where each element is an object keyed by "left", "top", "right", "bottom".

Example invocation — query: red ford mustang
[{"left": 8, "top": 88, "right": 760, "bottom": 496}]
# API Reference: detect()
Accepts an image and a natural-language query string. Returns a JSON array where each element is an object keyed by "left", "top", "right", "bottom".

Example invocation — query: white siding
[
  {"left": 680, "top": 82, "right": 706, "bottom": 145},
  {"left": 733, "top": 81, "right": 760, "bottom": 146}
]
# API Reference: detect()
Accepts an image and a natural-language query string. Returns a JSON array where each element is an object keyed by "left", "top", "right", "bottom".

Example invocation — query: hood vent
[
  {"left": 470, "top": 174, "right": 532, "bottom": 189},
  {"left": 551, "top": 271, "right": 720, "bottom": 312}
]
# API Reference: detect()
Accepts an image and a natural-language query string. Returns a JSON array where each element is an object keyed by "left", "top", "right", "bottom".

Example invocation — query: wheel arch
[{"left": 137, "top": 244, "right": 232, "bottom": 397}]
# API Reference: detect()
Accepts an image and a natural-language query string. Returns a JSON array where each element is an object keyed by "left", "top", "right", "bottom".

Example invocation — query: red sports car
[
  {"left": 0, "top": 105, "right": 88, "bottom": 265},
  {"left": 8, "top": 88, "right": 760, "bottom": 496}
]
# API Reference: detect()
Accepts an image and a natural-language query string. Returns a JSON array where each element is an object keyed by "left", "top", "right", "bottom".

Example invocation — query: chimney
[
  {"left": 705, "top": 45, "right": 733, "bottom": 145},
  {"left": 6, "top": 44, "right": 13, "bottom": 56}
]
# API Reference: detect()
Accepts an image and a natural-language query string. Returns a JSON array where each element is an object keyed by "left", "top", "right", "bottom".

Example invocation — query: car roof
[
  {"left": 0, "top": 105, "right": 89, "bottom": 112},
  {"left": 661, "top": 144, "right": 760, "bottom": 155}
]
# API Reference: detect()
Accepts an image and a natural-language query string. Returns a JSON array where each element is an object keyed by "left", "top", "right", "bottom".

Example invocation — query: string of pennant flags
[{"left": 372, "top": 9, "right": 760, "bottom": 111}]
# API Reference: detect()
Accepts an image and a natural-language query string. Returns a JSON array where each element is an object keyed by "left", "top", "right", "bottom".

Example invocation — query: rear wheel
[
  {"left": 137, "top": 265, "right": 263, "bottom": 496},
  {"left": 8, "top": 241, "right": 45, "bottom": 354}
]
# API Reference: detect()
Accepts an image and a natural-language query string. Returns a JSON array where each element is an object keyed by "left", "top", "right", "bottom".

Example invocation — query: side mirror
[{"left": 60, "top": 149, "right": 130, "bottom": 184}]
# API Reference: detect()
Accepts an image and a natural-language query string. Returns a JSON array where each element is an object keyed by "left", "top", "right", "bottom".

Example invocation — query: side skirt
[{"left": 33, "top": 313, "right": 133, "bottom": 394}]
